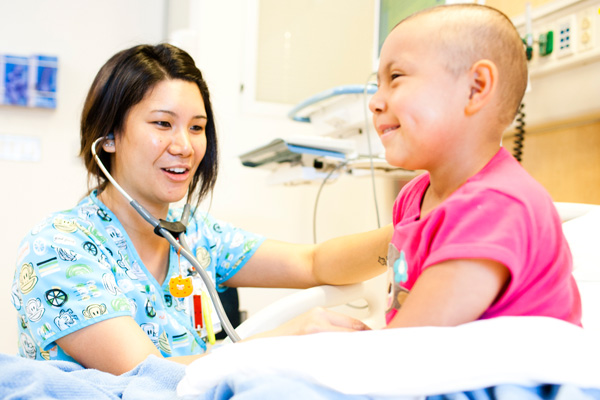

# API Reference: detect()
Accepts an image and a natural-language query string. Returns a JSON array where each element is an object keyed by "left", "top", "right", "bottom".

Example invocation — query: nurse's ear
[{"left": 102, "top": 133, "right": 116, "bottom": 153}]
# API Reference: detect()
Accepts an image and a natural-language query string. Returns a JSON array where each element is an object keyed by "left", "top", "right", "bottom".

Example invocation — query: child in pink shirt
[{"left": 370, "top": 4, "right": 581, "bottom": 328}]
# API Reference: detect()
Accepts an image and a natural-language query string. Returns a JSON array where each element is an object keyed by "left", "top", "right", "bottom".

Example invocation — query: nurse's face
[{"left": 108, "top": 79, "right": 208, "bottom": 209}]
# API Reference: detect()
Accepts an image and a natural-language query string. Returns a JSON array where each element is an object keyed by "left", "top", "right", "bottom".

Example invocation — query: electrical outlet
[
  {"left": 556, "top": 15, "right": 576, "bottom": 58},
  {"left": 539, "top": 30, "right": 554, "bottom": 56},
  {"left": 578, "top": 7, "right": 596, "bottom": 52},
  {"left": 0, "top": 134, "right": 41, "bottom": 162},
  {"left": 523, "top": 0, "right": 600, "bottom": 78}
]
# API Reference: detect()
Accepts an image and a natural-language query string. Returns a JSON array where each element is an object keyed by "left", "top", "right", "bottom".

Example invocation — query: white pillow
[
  {"left": 562, "top": 207, "right": 600, "bottom": 281},
  {"left": 561, "top": 206, "right": 600, "bottom": 332}
]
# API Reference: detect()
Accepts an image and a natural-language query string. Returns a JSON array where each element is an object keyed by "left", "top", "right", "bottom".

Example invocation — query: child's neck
[{"left": 420, "top": 146, "right": 500, "bottom": 219}]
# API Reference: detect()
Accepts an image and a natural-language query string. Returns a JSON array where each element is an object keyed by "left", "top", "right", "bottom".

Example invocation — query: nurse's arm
[
  {"left": 55, "top": 316, "right": 202, "bottom": 374},
  {"left": 55, "top": 310, "right": 364, "bottom": 374},
  {"left": 224, "top": 223, "right": 393, "bottom": 289}
]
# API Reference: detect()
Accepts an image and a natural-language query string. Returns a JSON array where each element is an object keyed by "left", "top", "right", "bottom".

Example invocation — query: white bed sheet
[{"left": 178, "top": 316, "right": 600, "bottom": 398}]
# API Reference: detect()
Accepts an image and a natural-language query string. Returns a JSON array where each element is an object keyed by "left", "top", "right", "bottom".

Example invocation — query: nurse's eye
[
  {"left": 190, "top": 125, "right": 205, "bottom": 133},
  {"left": 154, "top": 121, "right": 172, "bottom": 128}
]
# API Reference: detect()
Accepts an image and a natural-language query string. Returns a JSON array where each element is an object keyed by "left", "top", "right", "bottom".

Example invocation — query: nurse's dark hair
[{"left": 80, "top": 43, "right": 218, "bottom": 207}]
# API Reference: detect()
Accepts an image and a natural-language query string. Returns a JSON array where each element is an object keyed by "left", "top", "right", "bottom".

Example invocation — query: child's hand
[{"left": 250, "top": 307, "right": 371, "bottom": 340}]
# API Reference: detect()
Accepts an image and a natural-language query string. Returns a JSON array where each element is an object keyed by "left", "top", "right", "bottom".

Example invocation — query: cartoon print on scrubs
[
  {"left": 12, "top": 191, "right": 265, "bottom": 362},
  {"left": 25, "top": 298, "right": 45, "bottom": 322},
  {"left": 385, "top": 243, "right": 410, "bottom": 318},
  {"left": 195, "top": 247, "right": 211, "bottom": 268},
  {"left": 19, "top": 263, "right": 38, "bottom": 295},
  {"left": 158, "top": 331, "right": 171, "bottom": 354},
  {"left": 54, "top": 309, "right": 78, "bottom": 331},
  {"left": 20, "top": 332, "right": 36, "bottom": 359},
  {"left": 10, "top": 281, "right": 22, "bottom": 311}
]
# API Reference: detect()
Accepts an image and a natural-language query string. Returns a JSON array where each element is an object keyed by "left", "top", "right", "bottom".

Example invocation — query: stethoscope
[{"left": 91, "top": 134, "right": 242, "bottom": 343}]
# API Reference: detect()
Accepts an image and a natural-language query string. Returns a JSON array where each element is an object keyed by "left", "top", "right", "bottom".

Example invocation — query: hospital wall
[
  {"left": 490, "top": 0, "right": 600, "bottom": 204},
  {"left": 1, "top": 0, "right": 599, "bottom": 358}
]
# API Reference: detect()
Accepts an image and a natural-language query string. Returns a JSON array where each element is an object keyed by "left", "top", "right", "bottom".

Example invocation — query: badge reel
[{"left": 169, "top": 247, "right": 222, "bottom": 344}]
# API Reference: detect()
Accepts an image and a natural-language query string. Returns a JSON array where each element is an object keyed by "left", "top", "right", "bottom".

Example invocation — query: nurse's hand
[{"left": 248, "top": 307, "right": 371, "bottom": 340}]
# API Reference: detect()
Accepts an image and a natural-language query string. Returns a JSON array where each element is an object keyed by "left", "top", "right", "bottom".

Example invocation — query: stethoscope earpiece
[{"left": 105, "top": 133, "right": 115, "bottom": 147}]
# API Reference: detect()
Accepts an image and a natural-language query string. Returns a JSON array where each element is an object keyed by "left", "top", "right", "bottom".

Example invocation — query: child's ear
[{"left": 465, "top": 60, "right": 497, "bottom": 116}]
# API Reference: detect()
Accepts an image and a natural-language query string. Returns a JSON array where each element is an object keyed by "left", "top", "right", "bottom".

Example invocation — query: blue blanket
[{"left": 0, "top": 353, "right": 185, "bottom": 400}]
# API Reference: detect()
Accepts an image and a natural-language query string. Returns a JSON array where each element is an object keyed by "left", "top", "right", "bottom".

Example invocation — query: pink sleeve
[{"left": 422, "top": 190, "right": 530, "bottom": 280}]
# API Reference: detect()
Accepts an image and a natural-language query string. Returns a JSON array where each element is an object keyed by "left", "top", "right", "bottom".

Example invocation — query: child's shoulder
[
  {"left": 470, "top": 148, "right": 550, "bottom": 205},
  {"left": 451, "top": 151, "right": 559, "bottom": 227}
]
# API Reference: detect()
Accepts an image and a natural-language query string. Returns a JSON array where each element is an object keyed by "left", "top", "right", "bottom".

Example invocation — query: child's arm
[{"left": 386, "top": 258, "right": 510, "bottom": 327}]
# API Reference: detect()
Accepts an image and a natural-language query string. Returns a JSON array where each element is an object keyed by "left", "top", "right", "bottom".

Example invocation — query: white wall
[{"left": 0, "top": 0, "right": 168, "bottom": 355}]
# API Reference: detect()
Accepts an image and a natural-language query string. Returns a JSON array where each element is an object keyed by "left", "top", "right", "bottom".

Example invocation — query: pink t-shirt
[{"left": 385, "top": 148, "right": 582, "bottom": 326}]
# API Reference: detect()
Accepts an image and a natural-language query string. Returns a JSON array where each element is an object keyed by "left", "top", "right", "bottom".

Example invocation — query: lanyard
[{"left": 169, "top": 244, "right": 220, "bottom": 344}]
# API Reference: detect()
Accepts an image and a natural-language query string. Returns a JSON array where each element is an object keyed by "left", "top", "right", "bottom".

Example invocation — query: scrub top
[{"left": 11, "top": 191, "right": 265, "bottom": 362}]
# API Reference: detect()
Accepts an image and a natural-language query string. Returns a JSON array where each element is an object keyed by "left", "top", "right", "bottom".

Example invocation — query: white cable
[
  {"left": 91, "top": 137, "right": 134, "bottom": 203},
  {"left": 312, "top": 160, "right": 349, "bottom": 244},
  {"left": 362, "top": 72, "right": 381, "bottom": 229},
  {"left": 312, "top": 73, "right": 381, "bottom": 243}
]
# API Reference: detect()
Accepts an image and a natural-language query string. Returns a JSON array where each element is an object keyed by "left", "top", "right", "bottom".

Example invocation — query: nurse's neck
[{"left": 98, "top": 186, "right": 170, "bottom": 234}]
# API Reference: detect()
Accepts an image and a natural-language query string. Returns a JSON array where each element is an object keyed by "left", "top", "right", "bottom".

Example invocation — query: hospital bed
[{"left": 177, "top": 201, "right": 600, "bottom": 399}]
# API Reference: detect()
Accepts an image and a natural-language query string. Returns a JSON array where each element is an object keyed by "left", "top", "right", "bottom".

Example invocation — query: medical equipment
[
  {"left": 91, "top": 135, "right": 241, "bottom": 343},
  {"left": 240, "top": 83, "right": 418, "bottom": 243},
  {"left": 239, "top": 84, "right": 417, "bottom": 186}
]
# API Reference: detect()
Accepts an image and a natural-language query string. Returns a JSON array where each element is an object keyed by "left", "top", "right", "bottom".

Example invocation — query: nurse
[{"left": 12, "top": 43, "right": 391, "bottom": 374}]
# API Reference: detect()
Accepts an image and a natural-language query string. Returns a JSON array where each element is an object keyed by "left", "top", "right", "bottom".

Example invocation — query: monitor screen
[{"left": 374, "top": 0, "right": 446, "bottom": 68}]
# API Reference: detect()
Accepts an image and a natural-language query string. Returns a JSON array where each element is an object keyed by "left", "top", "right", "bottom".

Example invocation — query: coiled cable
[{"left": 513, "top": 103, "right": 526, "bottom": 162}]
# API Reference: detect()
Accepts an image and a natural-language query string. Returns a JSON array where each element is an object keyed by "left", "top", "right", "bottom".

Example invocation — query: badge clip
[
  {"left": 169, "top": 275, "right": 193, "bottom": 297},
  {"left": 169, "top": 245, "right": 193, "bottom": 298}
]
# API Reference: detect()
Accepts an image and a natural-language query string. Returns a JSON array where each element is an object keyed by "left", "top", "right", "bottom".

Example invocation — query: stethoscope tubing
[
  {"left": 91, "top": 136, "right": 242, "bottom": 343},
  {"left": 155, "top": 221, "right": 242, "bottom": 343}
]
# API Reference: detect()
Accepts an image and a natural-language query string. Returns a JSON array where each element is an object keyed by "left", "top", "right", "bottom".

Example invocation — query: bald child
[{"left": 369, "top": 4, "right": 581, "bottom": 328}]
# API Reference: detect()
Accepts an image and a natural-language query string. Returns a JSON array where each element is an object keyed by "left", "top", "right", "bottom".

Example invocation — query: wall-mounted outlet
[
  {"left": 556, "top": 15, "right": 576, "bottom": 58},
  {"left": 0, "top": 134, "right": 41, "bottom": 162},
  {"left": 578, "top": 7, "right": 597, "bottom": 52},
  {"left": 515, "top": 0, "right": 600, "bottom": 79},
  {"left": 539, "top": 30, "right": 554, "bottom": 56}
]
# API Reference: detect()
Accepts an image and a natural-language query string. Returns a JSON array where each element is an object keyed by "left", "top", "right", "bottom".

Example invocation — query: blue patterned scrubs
[{"left": 10, "top": 191, "right": 265, "bottom": 362}]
